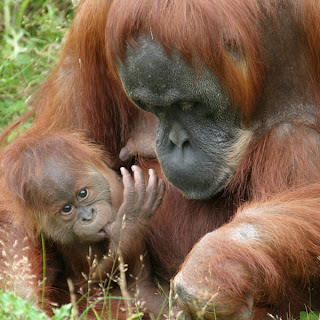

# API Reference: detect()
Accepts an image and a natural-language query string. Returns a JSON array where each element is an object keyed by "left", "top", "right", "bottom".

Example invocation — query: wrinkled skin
[{"left": 118, "top": 36, "right": 249, "bottom": 200}]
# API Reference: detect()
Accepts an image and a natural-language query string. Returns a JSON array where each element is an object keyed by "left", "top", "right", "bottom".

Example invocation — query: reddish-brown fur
[
  {"left": 176, "top": 123, "right": 320, "bottom": 318},
  {"left": 0, "top": 176, "right": 52, "bottom": 312},
  {"left": 0, "top": 129, "right": 166, "bottom": 318},
  {"left": 1, "top": 0, "right": 320, "bottom": 319}
]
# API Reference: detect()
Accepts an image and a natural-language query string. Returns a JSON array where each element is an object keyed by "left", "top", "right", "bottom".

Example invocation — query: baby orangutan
[{"left": 4, "top": 131, "right": 166, "bottom": 318}]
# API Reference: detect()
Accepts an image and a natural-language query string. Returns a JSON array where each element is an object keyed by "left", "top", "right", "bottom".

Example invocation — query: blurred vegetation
[
  {"left": 0, "top": 290, "right": 73, "bottom": 319},
  {"left": 0, "top": 0, "right": 75, "bottom": 133}
]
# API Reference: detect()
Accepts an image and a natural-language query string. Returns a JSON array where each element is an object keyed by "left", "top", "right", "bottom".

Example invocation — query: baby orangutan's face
[{"left": 30, "top": 160, "right": 123, "bottom": 245}]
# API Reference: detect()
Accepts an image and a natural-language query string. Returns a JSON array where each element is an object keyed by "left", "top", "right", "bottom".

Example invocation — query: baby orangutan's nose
[{"left": 80, "top": 207, "right": 96, "bottom": 222}]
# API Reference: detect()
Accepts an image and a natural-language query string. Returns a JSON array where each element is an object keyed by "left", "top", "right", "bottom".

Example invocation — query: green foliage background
[{"left": 0, "top": 0, "right": 74, "bottom": 132}]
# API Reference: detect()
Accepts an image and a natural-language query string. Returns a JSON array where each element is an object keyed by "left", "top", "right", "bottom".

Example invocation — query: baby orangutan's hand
[{"left": 118, "top": 165, "right": 165, "bottom": 221}]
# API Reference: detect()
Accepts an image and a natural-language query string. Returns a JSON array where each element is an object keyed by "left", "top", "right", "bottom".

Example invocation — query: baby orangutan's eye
[
  {"left": 60, "top": 204, "right": 74, "bottom": 215},
  {"left": 77, "top": 188, "right": 88, "bottom": 200}
]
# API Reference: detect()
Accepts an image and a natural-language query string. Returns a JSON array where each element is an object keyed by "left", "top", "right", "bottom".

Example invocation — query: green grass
[
  {"left": 300, "top": 311, "right": 320, "bottom": 320},
  {"left": 0, "top": 291, "right": 73, "bottom": 319},
  {"left": 0, "top": 0, "right": 74, "bottom": 134}
]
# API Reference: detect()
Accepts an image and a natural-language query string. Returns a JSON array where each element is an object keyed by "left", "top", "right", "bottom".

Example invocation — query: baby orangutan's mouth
[{"left": 97, "top": 222, "right": 114, "bottom": 237}]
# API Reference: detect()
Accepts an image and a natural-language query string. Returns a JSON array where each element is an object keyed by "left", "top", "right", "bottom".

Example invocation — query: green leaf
[
  {"left": 52, "top": 303, "right": 73, "bottom": 320},
  {"left": 300, "top": 311, "right": 320, "bottom": 320}
]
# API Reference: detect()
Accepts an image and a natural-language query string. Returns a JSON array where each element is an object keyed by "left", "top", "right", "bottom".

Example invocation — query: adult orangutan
[{"left": 2, "top": 0, "right": 320, "bottom": 319}]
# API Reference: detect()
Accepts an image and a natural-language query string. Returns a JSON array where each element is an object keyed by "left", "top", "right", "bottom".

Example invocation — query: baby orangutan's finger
[
  {"left": 144, "top": 169, "right": 160, "bottom": 212},
  {"left": 151, "top": 179, "right": 165, "bottom": 212},
  {"left": 131, "top": 165, "right": 146, "bottom": 206},
  {"left": 120, "top": 167, "right": 136, "bottom": 205}
]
